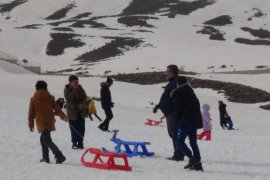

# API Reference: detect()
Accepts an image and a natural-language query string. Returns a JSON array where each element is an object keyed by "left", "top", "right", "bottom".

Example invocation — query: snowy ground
[{"left": 0, "top": 61, "right": 270, "bottom": 180}]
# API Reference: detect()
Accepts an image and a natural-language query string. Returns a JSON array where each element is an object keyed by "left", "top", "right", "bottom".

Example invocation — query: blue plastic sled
[{"left": 102, "top": 131, "right": 155, "bottom": 157}]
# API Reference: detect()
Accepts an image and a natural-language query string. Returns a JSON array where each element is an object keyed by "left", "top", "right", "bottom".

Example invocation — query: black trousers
[
  {"left": 69, "top": 113, "right": 85, "bottom": 146},
  {"left": 100, "top": 108, "right": 113, "bottom": 129},
  {"left": 40, "top": 132, "right": 61, "bottom": 157},
  {"left": 166, "top": 113, "right": 184, "bottom": 157}
]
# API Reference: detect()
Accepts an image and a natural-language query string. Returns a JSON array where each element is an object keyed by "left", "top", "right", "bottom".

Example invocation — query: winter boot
[
  {"left": 55, "top": 152, "right": 66, "bottom": 164},
  {"left": 72, "top": 143, "right": 79, "bottom": 150},
  {"left": 167, "top": 154, "right": 184, "bottom": 161},
  {"left": 190, "top": 162, "right": 203, "bottom": 171},
  {"left": 98, "top": 124, "right": 108, "bottom": 132},
  {"left": 184, "top": 157, "right": 196, "bottom": 169},
  {"left": 77, "top": 142, "right": 84, "bottom": 149},
  {"left": 40, "top": 154, "right": 50, "bottom": 163}
]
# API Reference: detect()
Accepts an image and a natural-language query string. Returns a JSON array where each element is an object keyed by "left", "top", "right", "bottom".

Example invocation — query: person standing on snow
[
  {"left": 171, "top": 76, "right": 203, "bottom": 171},
  {"left": 218, "top": 101, "right": 228, "bottom": 129},
  {"left": 98, "top": 77, "right": 114, "bottom": 132},
  {"left": 64, "top": 75, "right": 87, "bottom": 149},
  {"left": 197, "top": 104, "right": 212, "bottom": 141},
  {"left": 28, "top": 80, "right": 67, "bottom": 164},
  {"left": 153, "top": 65, "right": 184, "bottom": 161}
]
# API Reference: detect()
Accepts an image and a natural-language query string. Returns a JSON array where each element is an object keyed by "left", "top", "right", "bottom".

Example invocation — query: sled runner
[
  {"left": 102, "top": 131, "right": 155, "bottom": 157},
  {"left": 145, "top": 116, "right": 165, "bottom": 127},
  {"left": 81, "top": 148, "right": 132, "bottom": 171}
]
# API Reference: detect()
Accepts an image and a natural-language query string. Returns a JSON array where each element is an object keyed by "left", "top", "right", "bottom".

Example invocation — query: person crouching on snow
[
  {"left": 224, "top": 113, "right": 235, "bottom": 130},
  {"left": 28, "top": 80, "right": 67, "bottom": 164},
  {"left": 197, "top": 104, "right": 212, "bottom": 141}
]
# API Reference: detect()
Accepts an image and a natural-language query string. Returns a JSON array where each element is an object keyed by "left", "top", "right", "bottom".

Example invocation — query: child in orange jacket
[{"left": 28, "top": 80, "right": 68, "bottom": 164}]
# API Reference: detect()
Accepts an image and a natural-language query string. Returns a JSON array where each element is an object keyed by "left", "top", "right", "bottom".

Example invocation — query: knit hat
[
  {"left": 69, "top": 75, "right": 78, "bottom": 82},
  {"left": 35, "top": 80, "right": 47, "bottom": 90}
]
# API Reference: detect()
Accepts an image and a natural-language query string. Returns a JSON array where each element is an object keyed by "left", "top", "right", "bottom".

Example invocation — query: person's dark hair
[
  {"left": 107, "top": 77, "right": 113, "bottom": 84},
  {"left": 69, "top": 75, "right": 78, "bottom": 82},
  {"left": 177, "top": 76, "right": 187, "bottom": 85},
  {"left": 167, "top": 64, "right": 179, "bottom": 76},
  {"left": 35, "top": 80, "right": 47, "bottom": 90}
]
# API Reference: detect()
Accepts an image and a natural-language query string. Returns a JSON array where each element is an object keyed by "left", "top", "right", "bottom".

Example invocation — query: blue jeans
[{"left": 177, "top": 124, "right": 201, "bottom": 161}]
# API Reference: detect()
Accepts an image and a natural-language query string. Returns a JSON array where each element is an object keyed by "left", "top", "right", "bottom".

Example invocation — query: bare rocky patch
[
  {"left": 0, "top": 0, "right": 27, "bottom": 13},
  {"left": 235, "top": 38, "right": 270, "bottom": 46},
  {"left": 46, "top": 33, "right": 85, "bottom": 56},
  {"left": 76, "top": 37, "right": 143, "bottom": 63},
  {"left": 122, "top": 0, "right": 215, "bottom": 17},
  {"left": 241, "top": 27, "right": 270, "bottom": 39},
  {"left": 260, "top": 104, "right": 270, "bottom": 110},
  {"left": 15, "top": 24, "right": 42, "bottom": 29},
  {"left": 203, "top": 15, "right": 233, "bottom": 26},
  {"left": 45, "top": 3, "right": 75, "bottom": 20},
  {"left": 197, "top": 26, "right": 225, "bottom": 41},
  {"left": 118, "top": 16, "right": 158, "bottom": 28},
  {"left": 246, "top": 8, "right": 267, "bottom": 21},
  {"left": 52, "top": 27, "right": 74, "bottom": 32}
]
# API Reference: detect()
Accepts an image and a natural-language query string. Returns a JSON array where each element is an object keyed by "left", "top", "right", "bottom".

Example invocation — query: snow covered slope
[
  {"left": 0, "top": 0, "right": 270, "bottom": 74},
  {"left": 0, "top": 58, "right": 270, "bottom": 180}
]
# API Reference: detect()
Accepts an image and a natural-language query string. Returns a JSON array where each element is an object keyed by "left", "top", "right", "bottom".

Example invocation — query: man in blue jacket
[{"left": 153, "top": 65, "right": 184, "bottom": 161}]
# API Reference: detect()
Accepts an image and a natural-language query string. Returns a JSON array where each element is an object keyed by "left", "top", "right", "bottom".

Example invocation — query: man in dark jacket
[
  {"left": 64, "top": 75, "right": 87, "bottom": 149},
  {"left": 153, "top": 65, "right": 184, "bottom": 161},
  {"left": 98, "top": 77, "right": 114, "bottom": 132},
  {"left": 218, "top": 101, "right": 228, "bottom": 129},
  {"left": 171, "top": 76, "right": 203, "bottom": 171}
]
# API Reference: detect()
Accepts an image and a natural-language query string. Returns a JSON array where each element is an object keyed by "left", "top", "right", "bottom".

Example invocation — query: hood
[
  {"left": 170, "top": 82, "right": 191, "bottom": 98},
  {"left": 202, "top": 104, "right": 210, "bottom": 111},
  {"left": 100, "top": 82, "right": 109, "bottom": 87}
]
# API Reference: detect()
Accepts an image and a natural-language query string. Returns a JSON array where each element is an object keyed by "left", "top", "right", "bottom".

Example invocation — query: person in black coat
[
  {"left": 98, "top": 77, "right": 114, "bottom": 131},
  {"left": 171, "top": 76, "right": 203, "bottom": 171},
  {"left": 153, "top": 65, "right": 184, "bottom": 161},
  {"left": 218, "top": 101, "right": 228, "bottom": 129}
]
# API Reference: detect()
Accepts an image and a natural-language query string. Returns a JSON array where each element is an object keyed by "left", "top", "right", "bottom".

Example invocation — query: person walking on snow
[
  {"left": 64, "top": 75, "right": 87, "bottom": 150},
  {"left": 28, "top": 80, "right": 67, "bottom": 164},
  {"left": 171, "top": 76, "right": 203, "bottom": 171},
  {"left": 153, "top": 65, "right": 184, "bottom": 161},
  {"left": 218, "top": 101, "right": 228, "bottom": 129},
  {"left": 98, "top": 77, "right": 114, "bottom": 132},
  {"left": 197, "top": 104, "right": 212, "bottom": 141}
]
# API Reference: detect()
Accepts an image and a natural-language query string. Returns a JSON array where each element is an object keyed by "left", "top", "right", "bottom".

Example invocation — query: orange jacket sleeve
[{"left": 28, "top": 98, "right": 35, "bottom": 129}]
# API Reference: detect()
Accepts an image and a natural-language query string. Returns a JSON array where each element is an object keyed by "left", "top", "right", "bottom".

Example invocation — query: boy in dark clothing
[
  {"left": 98, "top": 77, "right": 114, "bottom": 132},
  {"left": 171, "top": 76, "right": 203, "bottom": 171},
  {"left": 219, "top": 101, "right": 228, "bottom": 129},
  {"left": 153, "top": 65, "right": 184, "bottom": 161},
  {"left": 64, "top": 75, "right": 87, "bottom": 149},
  {"left": 28, "top": 81, "right": 67, "bottom": 164}
]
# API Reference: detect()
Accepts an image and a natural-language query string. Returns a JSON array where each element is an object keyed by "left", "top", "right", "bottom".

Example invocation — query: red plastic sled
[
  {"left": 145, "top": 116, "right": 165, "bottom": 127},
  {"left": 81, "top": 148, "right": 132, "bottom": 171}
]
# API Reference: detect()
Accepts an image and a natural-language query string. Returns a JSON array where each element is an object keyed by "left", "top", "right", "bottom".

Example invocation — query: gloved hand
[
  {"left": 30, "top": 127, "right": 34, "bottom": 132},
  {"left": 111, "top": 102, "right": 114, "bottom": 108},
  {"left": 153, "top": 105, "right": 159, "bottom": 113}
]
